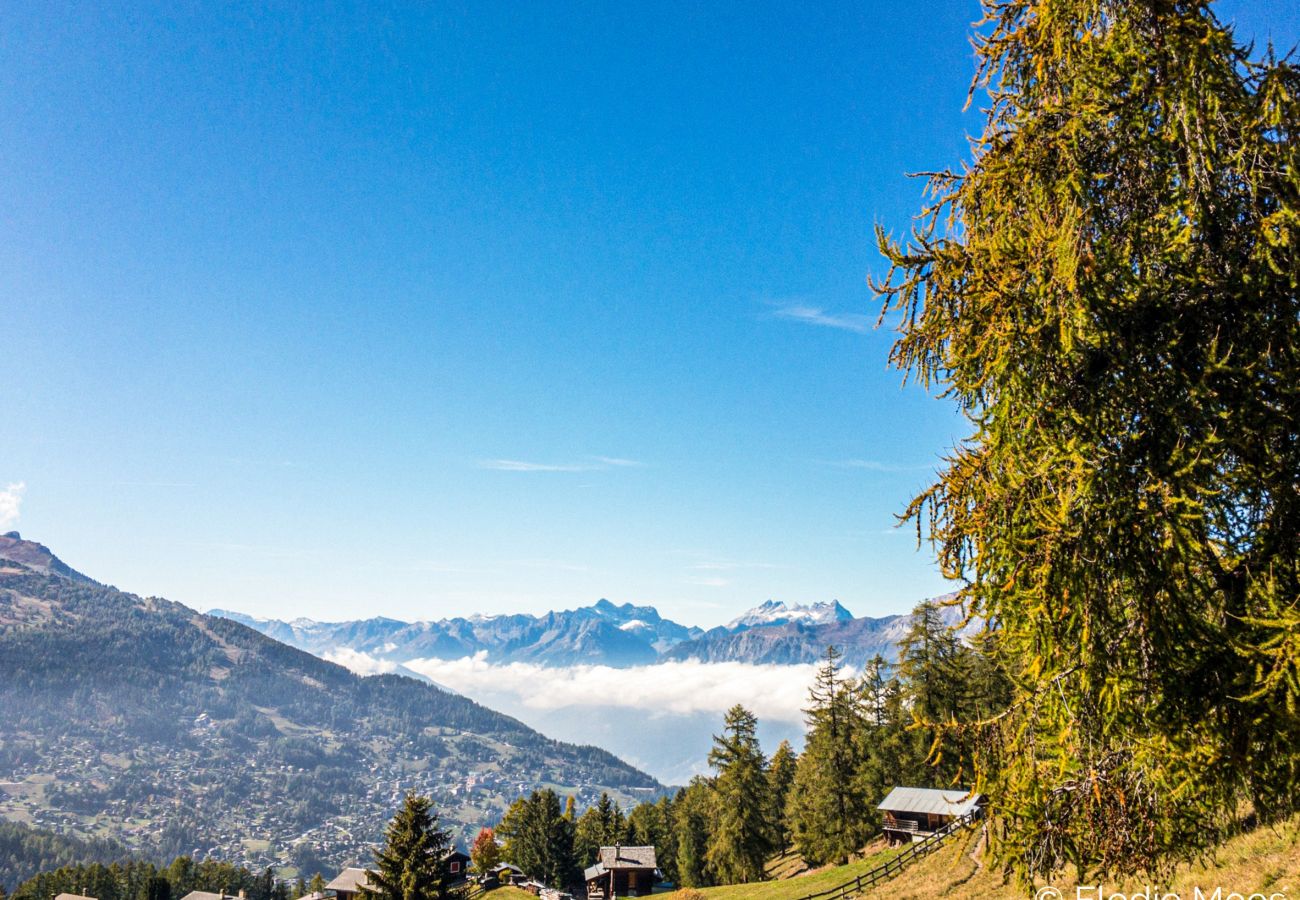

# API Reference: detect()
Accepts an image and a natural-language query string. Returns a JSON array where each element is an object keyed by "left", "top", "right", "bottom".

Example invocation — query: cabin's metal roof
[{"left": 876, "top": 786, "right": 982, "bottom": 817}]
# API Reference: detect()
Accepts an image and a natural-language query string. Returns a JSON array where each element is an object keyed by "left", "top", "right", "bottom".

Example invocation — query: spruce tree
[
  {"left": 765, "top": 741, "right": 798, "bottom": 853},
  {"left": 670, "top": 780, "right": 714, "bottom": 889},
  {"left": 874, "top": 0, "right": 1300, "bottom": 879},
  {"left": 786, "top": 647, "right": 870, "bottom": 866},
  {"left": 705, "top": 705, "right": 771, "bottom": 883},
  {"left": 497, "top": 790, "right": 577, "bottom": 890},
  {"left": 363, "top": 792, "right": 452, "bottom": 900}
]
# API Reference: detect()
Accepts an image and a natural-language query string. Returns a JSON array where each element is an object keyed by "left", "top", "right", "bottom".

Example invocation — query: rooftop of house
[
  {"left": 584, "top": 845, "right": 658, "bottom": 882},
  {"left": 325, "top": 868, "right": 371, "bottom": 893},
  {"left": 876, "top": 786, "right": 983, "bottom": 818}
]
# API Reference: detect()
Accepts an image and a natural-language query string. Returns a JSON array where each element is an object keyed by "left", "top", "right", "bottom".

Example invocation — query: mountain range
[
  {"left": 0, "top": 533, "right": 662, "bottom": 876},
  {"left": 212, "top": 596, "right": 963, "bottom": 670}
]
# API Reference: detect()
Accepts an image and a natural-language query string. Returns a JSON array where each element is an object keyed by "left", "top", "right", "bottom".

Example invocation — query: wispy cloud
[
  {"left": 771, "top": 303, "right": 872, "bottom": 334},
  {"left": 506, "top": 558, "right": 591, "bottom": 573},
  {"left": 688, "top": 559, "right": 781, "bottom": 572},
  {"left": 479, "top": 460, "right": 595, "bottom": 472},
  {"left": 591, "top": 456, "right": 645, "bottom": 468},
  {"left": 822, "top": 459, "right": 934, "bottom": 473},
  {"left": 478, "top": 456, "right": 645, "bottom": 473},
  {"left": 0, "top": 482, "right": 26, "bottom": 530}
]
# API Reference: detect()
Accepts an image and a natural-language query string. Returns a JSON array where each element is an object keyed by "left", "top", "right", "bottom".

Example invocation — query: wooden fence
[{"left": 786, "top": 810, "right": 981, "bottom": 900}]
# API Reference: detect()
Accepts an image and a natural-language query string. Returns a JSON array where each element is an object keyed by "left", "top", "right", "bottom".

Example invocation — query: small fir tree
[{"left": 363, "top": 792, "right": 452, "bottom": 900}]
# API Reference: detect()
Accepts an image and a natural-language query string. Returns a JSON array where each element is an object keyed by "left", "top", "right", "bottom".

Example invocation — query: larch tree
[
  {"left": 363, "top": 792, "right": 452, "bottom": 900},
  {"left": 874, "top": 0, "right": 1300, "bottom": 882}
]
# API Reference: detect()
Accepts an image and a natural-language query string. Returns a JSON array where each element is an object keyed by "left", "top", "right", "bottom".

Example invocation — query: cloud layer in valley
[
  {"left": 320, "top": 650, "right": 823, "bottom": 782},
  {"left": 403, "top": 654, "right": 821, "bottom": 724}
]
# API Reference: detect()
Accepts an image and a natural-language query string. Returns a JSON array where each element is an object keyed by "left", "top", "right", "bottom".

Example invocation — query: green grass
[
  {"left": 689, "top": 848, "right": 899, "bottom": 900},
  {"left": 480, "top": 888, "right": 536, "bottom": 900}
]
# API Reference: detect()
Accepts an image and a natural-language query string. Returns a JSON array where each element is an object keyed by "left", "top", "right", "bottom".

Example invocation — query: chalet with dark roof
[{"left": 583, "top": 845, "right": 658, "bottom": 899}]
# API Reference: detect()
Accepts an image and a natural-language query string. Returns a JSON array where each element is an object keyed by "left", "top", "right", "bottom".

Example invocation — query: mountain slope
[{"left": 0, "top": 535, "right": 662, "bottom": 874}]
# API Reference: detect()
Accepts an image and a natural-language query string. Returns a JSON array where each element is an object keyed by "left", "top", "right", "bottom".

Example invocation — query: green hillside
[{"left": 663, "top": 816, "right": 1300, "bottom": 900}]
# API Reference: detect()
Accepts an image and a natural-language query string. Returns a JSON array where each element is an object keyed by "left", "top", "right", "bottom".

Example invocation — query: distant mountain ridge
[
  {"left": 211, "top": 597, "right": 705, "bottom": 668},
  {"left": 212, "top": 595, "right": 970, "bottom": 670}
]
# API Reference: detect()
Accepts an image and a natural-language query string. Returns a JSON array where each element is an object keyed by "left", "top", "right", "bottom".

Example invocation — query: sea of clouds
[{"left": 322, "top": 649, "right": 828, "bottom": 784}]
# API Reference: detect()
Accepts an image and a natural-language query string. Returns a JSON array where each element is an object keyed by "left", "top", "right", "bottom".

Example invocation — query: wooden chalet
[
  {"left": 180, "top": 892, "right": 244, "bottom": 900},
  {"left": 326, "top": 868, "right": 371, "bottom": 900},
  {"left": 445, "top": 850, "right": 471, "bottom": 883},
  {"left": 584, "top": 845, "right": 658, "bottom": 899},
  {"left": 877, "top": 786, "right": 983, "bottom": 844},
  {"left": 488, "top": 863, "right": 526, "bottom": 885},
  {"left": 56, "top": 894, "right": 99, "bottom": 900}
]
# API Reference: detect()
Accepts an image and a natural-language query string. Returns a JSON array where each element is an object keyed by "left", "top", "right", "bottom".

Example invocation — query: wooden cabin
[
  {"left": 445, "top": 850, "right": 472, "bottom": 883},
  {"left": 326, "top": 868, "right": 371, "bottom": 900},
  {"left": 584, "top": 845, "right": 658, "bottom": 899},
  {"left": 484, "top": 863, "right": 526, "bottom": 886},
  {"left": 877, "top": 786, "right": 983, "bottom": 844}
]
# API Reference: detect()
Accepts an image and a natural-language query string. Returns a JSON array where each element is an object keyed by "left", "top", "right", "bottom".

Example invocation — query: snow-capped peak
[
  {"left": 727, "top": 599, "right": 854, "bottom": 630},
  {"left": 619, "top": 619, "right": 650, "bottom": 631}
]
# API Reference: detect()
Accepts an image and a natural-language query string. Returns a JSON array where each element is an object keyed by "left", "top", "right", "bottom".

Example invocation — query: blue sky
[{"left": 3, "top": 1, "right": 1296, "bottom": 627}]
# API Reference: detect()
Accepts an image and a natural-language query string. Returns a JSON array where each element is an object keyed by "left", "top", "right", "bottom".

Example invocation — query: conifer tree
[
  {"left": 786, "top": 648, "right": 871, "bottom": 865},
  {"left": 874, "top": 0, "right": 1300, "bottom": 879},
  {"left": 765, "top": 741, "right": 798, "bottom": 853},
  {"left": 671, "top": 780, "right": 714, "bottom": 888},
  {"left": 705, "top": 705, "right": 771, "bottom": 883},
  {"left": 363, "top": 792, "right": 452, "bottom": 900},
  {"left": 497, "top": 790, "right": 577, "bottom": 889}
]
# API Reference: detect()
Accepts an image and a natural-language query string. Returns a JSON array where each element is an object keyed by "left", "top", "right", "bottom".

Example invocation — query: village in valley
[{"left": 34, "top": 785, "right": 984, "bottom": 900}]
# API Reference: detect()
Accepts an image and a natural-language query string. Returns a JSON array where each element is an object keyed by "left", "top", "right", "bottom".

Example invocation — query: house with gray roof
[
  {"left": 877, "top": 786, "right": 983, "bottom": 844},
  {"left": 583, "top": 845, "right": 658, "bottom": 899}
]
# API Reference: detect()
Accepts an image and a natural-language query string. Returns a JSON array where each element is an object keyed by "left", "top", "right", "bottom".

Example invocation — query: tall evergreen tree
[
  {"left": 874, "top": 0, "right": 1300, "bottom": 879},
  {"left": 704, "top": 705, "right": 771, "bottom": 884},
  {"left": 896, "top": 602, "right": 966, "bottom": 782},
  {"left": 765, "top": 741, "right": 798, "bottom": 853},
  {"left": 497, "top": 790, "right": 577, "bottom": 890},
  {"left": 670, "top": 781, "right": 714, "bottom": 889},
  {"left": 787, "top": 647, "right": 871, "bottom": 866},
  {"left": 363, "top": 792, "right": 453, "bottom": 900}
]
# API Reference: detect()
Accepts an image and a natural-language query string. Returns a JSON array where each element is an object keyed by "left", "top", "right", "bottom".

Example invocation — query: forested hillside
[
  {"left": 0, "top": 535, "right": 662, "bottom": 876},
  {"left": 0, "top": 821, "right": 129, "bottom": 893}
]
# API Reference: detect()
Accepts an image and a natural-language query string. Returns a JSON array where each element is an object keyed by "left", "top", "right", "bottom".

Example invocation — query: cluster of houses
[
  {"left": 51, "top": 788, "right": 979, "bottom": 900},
  {"left": 313, "top": 846, "right": 660, "bottom": 900}
]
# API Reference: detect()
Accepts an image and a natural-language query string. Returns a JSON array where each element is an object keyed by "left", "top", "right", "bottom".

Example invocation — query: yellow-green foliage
[{"left": 874, "top": 0, "right": 1300, "bottom": 884}]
